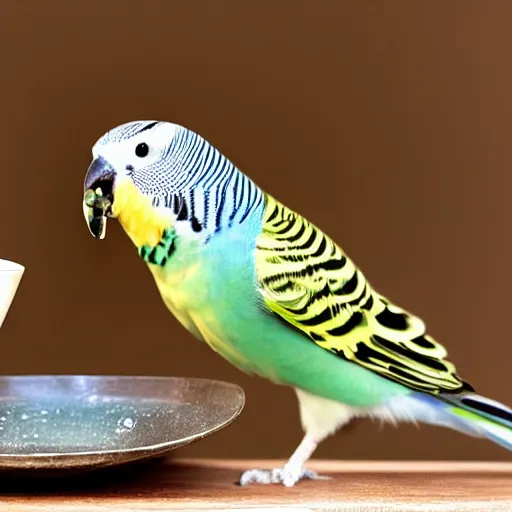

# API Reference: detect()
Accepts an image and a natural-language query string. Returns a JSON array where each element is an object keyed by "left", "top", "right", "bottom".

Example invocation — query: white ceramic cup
[{"left": 0, "top": 259, "right": 24, "bottom": 329}]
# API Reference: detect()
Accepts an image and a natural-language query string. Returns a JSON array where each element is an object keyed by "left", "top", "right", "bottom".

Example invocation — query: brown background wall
[{"left": 0, "top": 1, "right": 510, "bottom": 461}]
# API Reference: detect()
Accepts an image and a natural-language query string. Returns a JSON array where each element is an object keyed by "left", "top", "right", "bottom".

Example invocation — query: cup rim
[{"left": 0, "top": 259, "right": 24, "bottom": 273}]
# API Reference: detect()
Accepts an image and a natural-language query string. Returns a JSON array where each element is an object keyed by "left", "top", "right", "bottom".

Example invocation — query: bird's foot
[{"left": 238, "top": 467, "right": 329, "bottom": 487}]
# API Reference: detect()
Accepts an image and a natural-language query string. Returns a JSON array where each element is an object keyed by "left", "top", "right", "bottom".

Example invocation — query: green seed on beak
[
  {"left": 83, "top": 188, "right": 113, "bottom": 239},
  {"left": 84, "top": 189, "right": 97, "bottom": 208}
]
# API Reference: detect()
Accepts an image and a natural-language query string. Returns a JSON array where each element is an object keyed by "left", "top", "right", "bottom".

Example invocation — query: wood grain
[{"left": 0, "top": 459, "right": 511, "bottom": 511}]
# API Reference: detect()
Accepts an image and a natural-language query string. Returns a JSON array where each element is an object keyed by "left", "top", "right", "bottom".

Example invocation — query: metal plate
[{"left": 0, "top": 375, "right": 245, "bottom": 476}]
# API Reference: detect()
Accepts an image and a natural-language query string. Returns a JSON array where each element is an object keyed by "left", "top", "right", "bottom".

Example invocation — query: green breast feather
[{"left": 255, "top": 194, "right": 473, "bottom": 395}]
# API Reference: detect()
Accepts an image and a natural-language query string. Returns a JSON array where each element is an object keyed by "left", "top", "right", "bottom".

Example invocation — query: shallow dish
[{"left": 0, "top": 375, "right": 244, "bottom": 475}]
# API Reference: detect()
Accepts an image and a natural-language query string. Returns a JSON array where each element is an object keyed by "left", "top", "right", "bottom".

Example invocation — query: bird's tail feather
[{"left": 412, "top": 391, "right": 512, "bottom": 451}]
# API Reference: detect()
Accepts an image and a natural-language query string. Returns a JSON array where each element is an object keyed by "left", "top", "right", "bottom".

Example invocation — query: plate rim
[{"left": 0, "top": 374, "right": 246, "bottom": 460}]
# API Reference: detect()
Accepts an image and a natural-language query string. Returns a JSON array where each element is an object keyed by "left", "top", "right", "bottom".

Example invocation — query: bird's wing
[{"left": 255, "top": 194, "right": 472, "bottom": 395}]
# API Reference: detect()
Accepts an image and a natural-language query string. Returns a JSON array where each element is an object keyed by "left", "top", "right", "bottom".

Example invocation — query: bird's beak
[{"left": 83, "top": 156, "right": 116, "bottom": 239}]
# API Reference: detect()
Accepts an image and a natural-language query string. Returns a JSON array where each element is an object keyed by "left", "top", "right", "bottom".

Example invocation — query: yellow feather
[
  {"left": 111, "top": 177, "right": 173, "bottom": 248},
  {"left": 255, "top": 194, "right": 468, "bottom": 395}
]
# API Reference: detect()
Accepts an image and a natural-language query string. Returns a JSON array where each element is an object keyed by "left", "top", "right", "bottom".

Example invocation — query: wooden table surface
[{"left": 0, "top": 458, "right": 511, "bottom": 511}]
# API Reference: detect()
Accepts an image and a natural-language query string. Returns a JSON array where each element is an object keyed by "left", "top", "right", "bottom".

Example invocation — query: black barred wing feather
[{"left": 255, "top": 194, "right": 471, "bottom": 394}]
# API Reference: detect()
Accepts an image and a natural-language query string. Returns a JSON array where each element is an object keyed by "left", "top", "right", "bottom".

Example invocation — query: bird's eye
[{"left": 135, "top": 143, "right": 149, "bottom": 158}]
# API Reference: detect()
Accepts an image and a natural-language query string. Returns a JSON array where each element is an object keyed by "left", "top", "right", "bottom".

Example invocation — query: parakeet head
[{"left": 83, "top": 120, "right": 245, "bottom": 248}]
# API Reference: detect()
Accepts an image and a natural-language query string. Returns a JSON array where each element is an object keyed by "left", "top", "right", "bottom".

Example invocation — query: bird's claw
[{"left": 238, "top": 467, "right": 329, "bottom": 487}]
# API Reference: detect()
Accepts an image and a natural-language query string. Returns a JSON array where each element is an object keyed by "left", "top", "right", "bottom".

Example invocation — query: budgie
[{"left": 82, "top": 120, "right": 512, "bottom": 487}]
